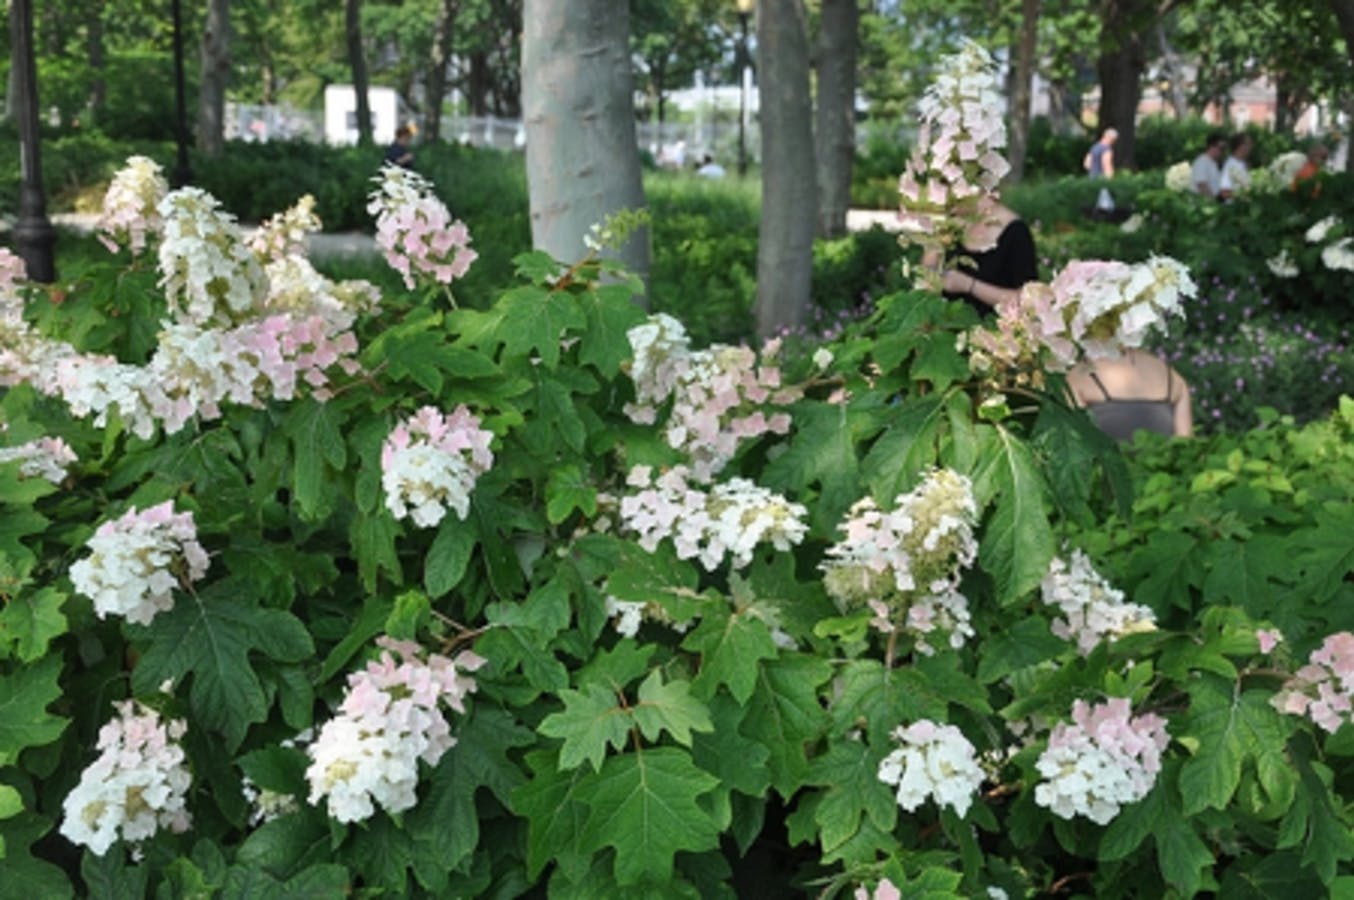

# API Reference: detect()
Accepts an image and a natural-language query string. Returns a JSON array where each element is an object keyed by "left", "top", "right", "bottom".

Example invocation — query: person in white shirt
[
  {"left": 1190, "top": 132, "right": 1226, "bottom": 198},
  {"left": 696, "top": 154, "right": 726, "bottom": 178},
  {"left": 1219, "top": 133, "right": 1253, "bottom": 200}
]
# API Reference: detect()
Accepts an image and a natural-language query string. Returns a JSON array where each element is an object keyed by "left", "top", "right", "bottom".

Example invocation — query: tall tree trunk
[
  {"left": 1007, "top": 0, "right": 1040, "bottom": 182},
  {"left": 814, "top": 0, "right": 857, "bottom": 237},
  {"left": 1095, "top": 0, "right": 1148, "bottom": 170},
  {"left": 346, "top": 0, "right": 373, "bottom": 145},
  {"left": 522, "top": 0, "right": 650, "bottom": 284},
  {"left": 86, "top": 0, "right": 105, "bottom": 122},
  {"left": 425, "top": 0, "right": 458, "bottom": 142},
  {"left": 1154, "top": 25, "right": 1187, "bottom": 118},
  {"left": 197, "top": 0, "right": 231, "bottom": 156},
  {"left": 756, "top": 0, "right": 815, "bottom": 339},
  {"left": 467, "top": 52, "right": 490, "bottom": 116}
]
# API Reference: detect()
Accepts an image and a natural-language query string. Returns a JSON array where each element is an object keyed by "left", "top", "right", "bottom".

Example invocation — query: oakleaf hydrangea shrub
[{"left": 4, "top": 52, "right": 1354, "bottom": 899}]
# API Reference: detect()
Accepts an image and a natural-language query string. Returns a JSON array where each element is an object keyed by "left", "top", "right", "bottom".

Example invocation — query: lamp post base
[{"left": 12, "top": 214, "right": 57, "bottom": 284}]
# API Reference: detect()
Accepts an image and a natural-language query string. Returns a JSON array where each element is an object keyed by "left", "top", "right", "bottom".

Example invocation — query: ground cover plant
[{"left": 5, "top": 46, "right": 1354, "bottom": 899}]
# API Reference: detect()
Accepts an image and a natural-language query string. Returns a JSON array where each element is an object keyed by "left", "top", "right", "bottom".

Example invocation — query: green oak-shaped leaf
[
  {"left": 630, "top": 671, "right": 713, "bottom": 747},
  {"left": 512, "top": 750, "right": 595, "bottom": 882},
  {"left": 578, "top": 748, "right": 721, "bottom": 886},
  {"left": 131, "top": 584, "right": 314, "bottom": 751},
  {"left": 742, "top": 655, "right": 832, "bottom": 796},
  {"left": 807, "top": 740, "right": 898, "bottom": 859},
  {"left": 0, "top": 587, "right": 67, "bottom": 663},
  {"left": 683, "top": 607, "right": 779, "bottom": 704},
  {"left": 0, "top": 654, "right": 67, "bottom": 765},
  {"left": 538, "top": 684, "right": 632, "bottom": 772},
  {"left": 495, "top": 285, "right": 587, "bottom": 369},
  {"left": 977, "top": 425, "right": 1054, "bottom": 606},
  {"left": 1179, "top": 677, "right": 1297, "bottom": 816}
]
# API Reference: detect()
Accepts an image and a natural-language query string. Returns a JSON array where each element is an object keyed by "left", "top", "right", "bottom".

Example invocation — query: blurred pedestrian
[
  {"left": 1292, "top": 141, "right": 1328, "bottom": 195},
  {"left": 1083, "top": 127, "right": 1118, "bottom": 179},
  {"left": 1190, "top": 132, "right": 1226, "bottom": 197},
  {"left": 385, "top": 125, "right": 416, "bottom": 169},
  {"left": 1218, "top": 133, "right": 1253, "bottom": 201},
  {"left": 1067, "top": 349, "right": 1193, "bottom": 440}
]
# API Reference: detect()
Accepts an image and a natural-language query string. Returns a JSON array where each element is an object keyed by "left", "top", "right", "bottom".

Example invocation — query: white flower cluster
[
  {"left": 158, "top": 188, "right": 270, "bottom": 326},
  {"left": 1034, "top": 698, "right": 1168, "bottom": 825},
  {"left": 1041, "top": 550, "right": 1155, "bottom": 656},
  {"left": 821, "top": 469, "right": 978, "bottom": 653},
  {"left": 59, "top": 700, "right": 192, "bottom": 856},
  {"left": 877, "top": 719, "right": 985, "bottom": 817},
  {"left": 97, "top": 155, "right": 168, "bottom": 256},
  {"left": 305, "top": 636, "right": 485, "bottom": 823},
  {"left": 1267, "top": 249, "right": 1299, "bottom": 279},
  {"left": 1272, "top": 632, "right": 1354, "bottom": 732},
  {"left": 1267, "top": 151, "right": 1309, "bottom": 190},
  {"left": 624, "top": 314, "right": 799, "bottom": 481},
  {"left": 1163, "top": 161, "right": 1193, "bottom": 192},
  {"left": 1322, "top": 238, "right": 1354, "bottom": 272},
  {"left": 68, "top": 501, "right": 209, "bottom": 625},
  {"left": 248, "top": 194, "right": 322, "bottom": 262},
  {"left": 1305, "top": 215, "right": 1339, "bottom": 244},
  {"left": 3, "top": 164, "right": 372, "bottom": 439},
  {"left": 897, "top": 40, "right": 1011, "bottom": 248},
  {"left": 0, "top": 434, "right": 77, "bottom": 484},
  {"left": 367, "top": 165, "right": 478, "bottom": 290},
  {"left": 381, "top": 405, "right": 495, "bottom": 528},
  {"left": 619, "top": 464, "right": 809, "bottom": 571},
  {"left": 1053, "top": 255, "right": 1195, "bottom": 359}
]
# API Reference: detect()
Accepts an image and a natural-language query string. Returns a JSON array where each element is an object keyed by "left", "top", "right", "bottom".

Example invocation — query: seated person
[
  {"left": 1191, "top": 132, "right": 1226, "bottom": 198},
  {"left": 385, "top": 125, "right": 416, "bottom": 169},
  {"left": 1066, "top": 349, "right": 1193, "bottom": 441},
  {"left": 934, "top": 197, "right": 1039, "bottom": 315}
]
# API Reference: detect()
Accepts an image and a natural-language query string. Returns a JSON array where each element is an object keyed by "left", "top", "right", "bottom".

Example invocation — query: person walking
[{"left": 1083, "top": 128, "right": 1118, "bottom": 179}]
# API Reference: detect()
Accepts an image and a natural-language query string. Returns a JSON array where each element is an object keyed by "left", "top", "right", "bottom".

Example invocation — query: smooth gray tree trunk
[
  {"left": 756, "top": 0, "right": 816, "bottom": 340},
  {"left": 814, "top": 0, "right": 857, "bottom": 238},
  {"left": 197, "top": 0, "right": 230, "bottom": 155},
  {"left": 1006, "top": 0, "right": 1039, "bottom": 182},
  {"left": 521, "top": 0, "right": 650, "bottom": 284},
  {"left": 346, "top": 0, "right": 373, "bottom": 146}
]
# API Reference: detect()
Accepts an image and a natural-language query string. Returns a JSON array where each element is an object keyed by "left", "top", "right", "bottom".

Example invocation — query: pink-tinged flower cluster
[
  {"left": 969, "top": 255, "right": 1195, "bottom": 381},
  {"left": 1041, "top": 550, "right": 1156, "bottom": 656},
  {"left": 897, "top": 40, "right": 1011, "bottom": 253},
  {"left": 1257, "top": 628, "right": 1283, "bottom": 654},
  {"left": 877, "top": 719, "right": 985, "bottom": 817},
  {"left": 68, "top": 501, "right": 209, "bottom": 625},
  {"left": 97, "top": 156, "right": 169, "bottom": 256},
  {"left": 1272, "top": 632, "right": 1354, "bottom": 732},
  {"left": 381, "top": 405, "right": 495, "bottom": 528},
  {"left": 822, "top": 469, "right": 978, "bottom": 653},
  {"left": 855, "top": 880, "right": 902, "bottom": 900},
  {"left": 620, "top": 464, "right": 809, "bottom": 571},
  {"left": 60, "top": 700, "right": 192, "bottom": 855},
  {"left": 0, "top": 434, "right": 77, "bottom": 484},
  {"left": 0, "top": 247, "right": 25, "bottom": 309},
  {"left": 368, "top": 165, "right": 477, "bottom": 290},
  {"left": 624, "top": 314, "right": 799, "bottom": 481},
  {"left": 48, "top": 314, "right": 361, "bottom": 439},
  {"left": 305, "top": 636, "right": 485, "bottom": 823},
  {"left": 1034, "top": 698, "right": 1169, "bottom": 825},
  {"left": 158, "top": 187, "right": 269, "bottom": 326},
  {"left": 247, "top": 193, "right": 322, "bottom": 262}
]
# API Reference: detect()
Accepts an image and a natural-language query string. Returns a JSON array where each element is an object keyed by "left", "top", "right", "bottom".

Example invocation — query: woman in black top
[{"left": 932, "top": 198, "right": 1039, "bottom": 315}]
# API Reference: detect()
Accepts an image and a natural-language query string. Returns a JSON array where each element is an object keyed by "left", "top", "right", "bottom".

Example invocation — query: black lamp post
[
  {"left": 736, "top": 0, "right": 754, "bottom": 176},
  {"left": 171, "top": 0, "right": 193, "bottom": 187},
  {"left": 9, "top": 0, "right": 56, "bottom": 283}
]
